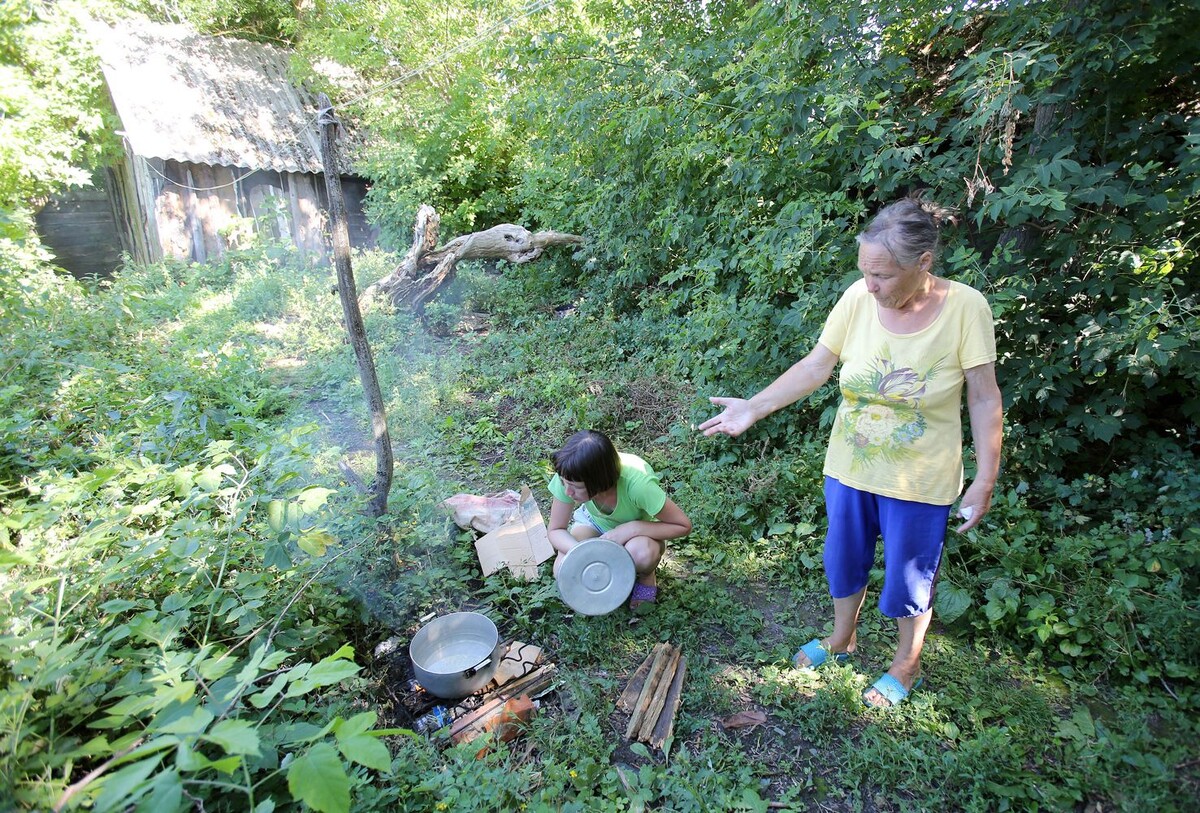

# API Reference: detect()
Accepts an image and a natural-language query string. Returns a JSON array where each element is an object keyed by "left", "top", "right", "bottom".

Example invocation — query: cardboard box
[{"left": 473, "top": 486, "right": 553, "bottom": 579}]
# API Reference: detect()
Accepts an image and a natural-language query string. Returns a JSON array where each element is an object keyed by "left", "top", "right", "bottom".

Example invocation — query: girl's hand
[{"left": 598, "top": 527, "right": 630, "bottom": 546}]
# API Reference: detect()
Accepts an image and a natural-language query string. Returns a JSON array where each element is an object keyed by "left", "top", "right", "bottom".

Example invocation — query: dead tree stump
[{"left": 361, "top": 204, "right": 584, "bottom": 310}]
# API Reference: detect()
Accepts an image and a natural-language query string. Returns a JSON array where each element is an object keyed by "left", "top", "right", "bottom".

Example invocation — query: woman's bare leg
[{"left": 793, "top": 586, "right": 867, "bottom": 666}]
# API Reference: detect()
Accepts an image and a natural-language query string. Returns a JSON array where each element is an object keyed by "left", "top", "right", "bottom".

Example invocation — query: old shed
[{"left": 36, "top": 17, "right": 375, "bottom": 278}]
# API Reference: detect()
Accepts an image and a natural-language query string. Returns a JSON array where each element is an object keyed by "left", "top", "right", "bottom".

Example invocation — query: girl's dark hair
[
  {"left": 856, "top": 194, "right": 958, "bottom": 270},
  {"left": 552, "top": 430, "right": 620, "bottom": 497}
]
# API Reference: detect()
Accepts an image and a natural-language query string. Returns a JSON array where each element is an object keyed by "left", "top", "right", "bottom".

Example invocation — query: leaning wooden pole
[{"left": 317, "top": 94, "right": 393, "bottom": 516}]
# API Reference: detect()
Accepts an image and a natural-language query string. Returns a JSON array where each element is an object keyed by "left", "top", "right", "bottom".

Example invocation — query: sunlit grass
[{"left": 3, "top": 245, "right": 1193, "bottom": 811}]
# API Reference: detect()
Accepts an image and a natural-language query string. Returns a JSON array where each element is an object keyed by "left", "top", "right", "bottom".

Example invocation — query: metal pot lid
[{"left": 557, "top": 538, "right": 636, "bottom": 616}]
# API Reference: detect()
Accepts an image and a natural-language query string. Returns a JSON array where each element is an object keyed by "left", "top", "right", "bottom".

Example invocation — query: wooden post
[{"left": 317, "top": 94, "right": 393, "bottom": 517}]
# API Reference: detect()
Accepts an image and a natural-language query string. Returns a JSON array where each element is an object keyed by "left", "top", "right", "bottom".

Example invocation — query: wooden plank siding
[
  {"left": 33, "top": 187, "right": 126, "bottom": 280},
  {"left": 37, "top": 158, "right": 376, "bottom": 278}
]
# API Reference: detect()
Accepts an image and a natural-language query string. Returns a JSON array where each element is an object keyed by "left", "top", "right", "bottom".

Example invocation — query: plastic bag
[{"left": 439, "top": 490, "right": 521, "bottom": 533}]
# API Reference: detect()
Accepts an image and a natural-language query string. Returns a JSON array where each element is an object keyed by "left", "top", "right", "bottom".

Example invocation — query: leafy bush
[
  {"left": 501, "top": 0, "right": 1199, "bottom": 482},
  {"left": 939, "top": 448, "right": 1200, "bottom": 705},
  {"left": 0, "top": 248, "right": 399, "bottom": 811}
]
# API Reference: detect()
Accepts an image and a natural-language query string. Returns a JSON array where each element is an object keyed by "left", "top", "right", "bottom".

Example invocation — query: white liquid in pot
[{"left": 428, "top": 651, "right": 487, "bottom": 673}]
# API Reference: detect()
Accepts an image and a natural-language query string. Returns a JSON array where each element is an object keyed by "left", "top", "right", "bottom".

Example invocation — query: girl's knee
[{"left": 626, "top": 536, "right": 664, "bottom": 571}]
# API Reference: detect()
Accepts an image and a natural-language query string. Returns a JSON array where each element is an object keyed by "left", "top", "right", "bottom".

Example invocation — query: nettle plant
[
  {"left": 0, "top": 430, "right": 403, "bottom": 812},
  {"left": 935, "top": 452, "right": 1200, "bottom": 704}
]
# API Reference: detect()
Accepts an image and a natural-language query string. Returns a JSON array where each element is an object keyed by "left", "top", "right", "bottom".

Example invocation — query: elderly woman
[{"left": 699, "top": 197, "right": 1003, "bottom": 707}]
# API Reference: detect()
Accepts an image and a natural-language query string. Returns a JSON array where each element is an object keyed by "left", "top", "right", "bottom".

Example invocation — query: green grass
[{"left": 1, "top": 247, "right": 1195, "bottom": 812}]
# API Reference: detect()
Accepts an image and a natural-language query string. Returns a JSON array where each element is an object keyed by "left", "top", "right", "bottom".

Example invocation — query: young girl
[{"left": 547, "top": 430, "right": 692, "bottom": 609}]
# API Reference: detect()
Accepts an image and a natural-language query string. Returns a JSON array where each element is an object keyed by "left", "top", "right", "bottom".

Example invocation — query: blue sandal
[
  {"left": 791, "top": 638, "right": 850, "bottom": 671},
  {"left": 862, "top": 673, "right": 923, "bottom": 707}
]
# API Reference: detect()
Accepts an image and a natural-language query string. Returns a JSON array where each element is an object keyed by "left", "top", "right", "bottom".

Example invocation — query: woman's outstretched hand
[{"left": 698, "top": 397, "right": 757, "bottom": 438}]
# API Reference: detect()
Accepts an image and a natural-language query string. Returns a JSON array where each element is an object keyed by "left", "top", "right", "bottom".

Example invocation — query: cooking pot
[{"left": 409, "top": 612, "right": 503, "bottom": 699}]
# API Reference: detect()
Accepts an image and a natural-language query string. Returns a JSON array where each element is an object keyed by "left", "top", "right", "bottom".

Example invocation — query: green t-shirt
[
  {"left": 818, "top": 278, "right": 997, "bottom": 505},
  {"left": 547, "top": 452, "right": 668, "bottom": 533}
]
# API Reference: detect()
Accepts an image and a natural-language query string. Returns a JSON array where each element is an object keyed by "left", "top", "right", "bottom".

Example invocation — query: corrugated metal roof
[{"left": 88, "top": 17, "right": 346, "bottom": 174}]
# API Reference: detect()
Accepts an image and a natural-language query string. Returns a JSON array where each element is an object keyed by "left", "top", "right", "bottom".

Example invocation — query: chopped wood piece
[
  {"left": 649, "top": 656, "right": 686, "bottom": 749},
  {"left": 480, "top": 663, "right": 558, "bottom": 706},
  {"left": 618, "top": 642, "right": 669, "bottom": 712},
  {"left": 447, "top": 695, "right": 537, "bottom": 756},
  {"left": 440, "top": 663, "right": 556, "bottom": 745},
  {"left": 637, "top": 647, "right": 682, "bottom": 742},
  {"left": 447, "top": 697, "right": 506, "bottom": 740},
  {"left": 471, "top": 694, "right": 537, "bottom": 759},
  {"left": 624, "top": 644, "right": 677, "bottom": 739},
  {"left": 720, "top": 709, "right": 766, "bottom": 730}
]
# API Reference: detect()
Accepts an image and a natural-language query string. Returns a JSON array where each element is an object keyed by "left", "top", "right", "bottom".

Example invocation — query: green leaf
[
  {"left": 195, "top": 465, "right": 233, "bottom": 492},
  {"left": 935, "top": 582, "right": 972, "bottom": 624},
  {"left": 288, "top": 742, "right": 351, "bottom": 813},
  {"left": 297, "top": 486, "right": 336, "bottom": 513},
  {"left": 209, "top": 755, "right": 243, "bottom": 774},
  {"left": 285, "top": 653, "right": 360, "bottom": 696},
  {"left": 100, "top": 599, "right": 141, "bottom": 613},
  {"left": 264, "top": 542, "right": 293, "bottom": 569},
  {"left": 249, "top": 673, "right": 289, "bottom": 709},
  {"left": 93, "top": 755, "right": 162, "bottom": 812},
  {"left": 297, "top": 529, "right": 335, "bottom": 557},
  {"left": 334, "top": 711, "right": 378, "bottom": 740},
  {"left": 267, "top": 500, "right": 288, "bottom": 532},
  {"left": 279, "top": 721, "right": 332, "bottom": 745},
  {"left": 175, "top": 742, "right": 205, "bottom": 771},
  {"left": 156, "top": 705, "right": 214, "bottom": 736},
  {"left": 0, "top": 548, "right": 36, "bottom": 566},
  {"left": 336, "top": 734, "right": 392, "bottom": 772},
  {"left": 204, "top": 719, "right": 262, "bottom": 756},
  {"left": 134, "top": 769, "right": 183, "bottom": 813},
  {"left": 629, "top": 742, "right": 652, "bottom": 759}
]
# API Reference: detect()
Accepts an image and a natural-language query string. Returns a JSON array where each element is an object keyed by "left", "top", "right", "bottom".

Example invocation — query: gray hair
[{"left": 856, "top": 197, "right": 957, "bottom": 270}]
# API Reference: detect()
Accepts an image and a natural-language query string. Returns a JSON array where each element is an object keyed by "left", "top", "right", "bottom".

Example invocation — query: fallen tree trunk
[{"left": 361, "top": 204, "right": 584, "bottom": 310}]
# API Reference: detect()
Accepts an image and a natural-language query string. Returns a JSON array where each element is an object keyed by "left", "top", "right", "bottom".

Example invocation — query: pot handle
[
  {"left": 462, "top": 637, "right": 508, "bottom": 679},
  {"left": 462, "top": 656, "right": 492, "bottom": 679}
]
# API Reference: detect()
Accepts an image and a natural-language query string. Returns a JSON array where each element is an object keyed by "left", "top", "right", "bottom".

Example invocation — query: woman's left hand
[{"left": 955, "top": 481, "right": 994, "bottom": 533}]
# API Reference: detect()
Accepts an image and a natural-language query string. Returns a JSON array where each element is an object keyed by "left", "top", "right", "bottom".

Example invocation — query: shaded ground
[{"left": 288, "top": 372, "right": 882, "bottom": 809}]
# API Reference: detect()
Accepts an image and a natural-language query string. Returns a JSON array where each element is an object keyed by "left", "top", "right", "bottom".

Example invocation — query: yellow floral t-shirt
[{"left": 818, "top": 278, "right": 996, "bottom": 505}]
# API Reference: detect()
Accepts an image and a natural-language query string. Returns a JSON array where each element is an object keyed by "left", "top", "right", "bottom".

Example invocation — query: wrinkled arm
[
  {"left": 698, "top": 344, "right": 839, "bottom": 437},
  {"left": 957, "top": 362, "right": 1003, "bottom": 532}
]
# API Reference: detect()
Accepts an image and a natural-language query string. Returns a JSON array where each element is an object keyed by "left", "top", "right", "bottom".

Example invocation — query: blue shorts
[{"left": 822, "top": 477, "right": 951, "bottom": 618}]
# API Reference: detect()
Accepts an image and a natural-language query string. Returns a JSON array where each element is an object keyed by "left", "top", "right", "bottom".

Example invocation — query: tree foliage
[
  {"left": 0, "top": 0, "right": 113, "bottom": 240},
  {"left": 291, "top": 0, "right": 554, "bottom": 243},
  {"left": 2, "top": 0, "right": 1198, "bottom": 808},
  {"left": 482, "top": 0, "right": 1199, "bottom": 475}
]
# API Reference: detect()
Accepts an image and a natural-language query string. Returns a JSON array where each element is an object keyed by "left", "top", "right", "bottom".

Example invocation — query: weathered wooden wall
[
  {"left": 342, "top": 178, "right": 378, "bottom": 250},
  {"left": 33, "top": 181, "right": 126, "bottom": 279},
  {"left": 36, "top": 158, "right": 377, "bottom": 279},
  {"left": 144, "top": 160, "right": 376, "bottom": 264}
]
